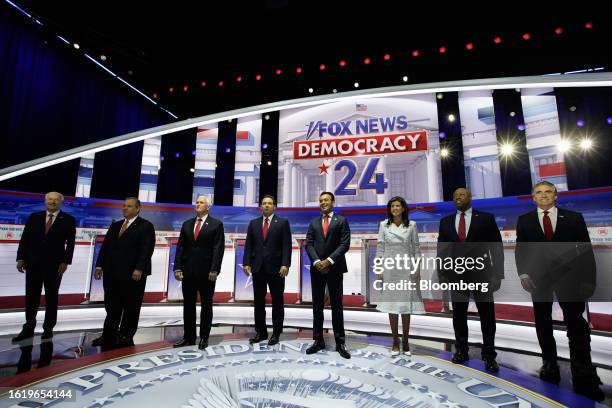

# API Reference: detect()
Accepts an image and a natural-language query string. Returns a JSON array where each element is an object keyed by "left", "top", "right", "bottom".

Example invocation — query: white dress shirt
[
  {"left": 537, "top": 206, "right": 557, "bottom": 234},
  {"left": 314, "top": 211, "right": 335, "bottom": 266},
  {"left": 193, "top": 214, "right": 208, "bottom": 234},
  {"left": 454, "top": 207, "right": 472, "bottom": 236}
]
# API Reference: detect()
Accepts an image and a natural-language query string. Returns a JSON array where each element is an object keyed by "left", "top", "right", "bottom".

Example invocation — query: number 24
[{"left": 334, "top": 157, "right": 387, "bottom": 196}]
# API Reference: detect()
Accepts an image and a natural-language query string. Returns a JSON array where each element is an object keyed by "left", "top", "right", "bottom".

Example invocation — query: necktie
[
  {"left": 263, "top": 217, "right": 269, "bottom": 240},
  {"left": 323, "top": 214, "right": 330, "bottom": 238},
  {"left": 45, "top": 214, "right": 54, "bottom": 235},
  {"left": 119, "top": 219, "right": 129, "bottom": 237},
  {"left": 194, "top": 218, "right": 203, "bottom": 240},
  {"left": 543, "top": 210, "right": 554, "bottom": 241},
  {"left": 458, "top": 212, "right": 466, "bottom": 242}
]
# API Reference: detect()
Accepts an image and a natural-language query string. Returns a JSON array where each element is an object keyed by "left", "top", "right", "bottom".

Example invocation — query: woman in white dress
[{"left": 376, "top": 196, "right": 425, "bottom": 356}]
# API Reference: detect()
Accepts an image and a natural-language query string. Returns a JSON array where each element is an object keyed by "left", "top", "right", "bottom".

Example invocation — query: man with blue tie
[
  {"left": 305, "top": 192, "right": 351, "bottom": 359},
  {"left": 243, "top": 195, "right": 292, "bottom": 346},
  {"left": 515, "top": 181, "right": 603, "bottom": 401},
  {"left": 437, "top": 188, "right": 504, "bottom": 373}
]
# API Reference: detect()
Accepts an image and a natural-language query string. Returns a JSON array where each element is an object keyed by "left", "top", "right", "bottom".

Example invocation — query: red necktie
[
  {"left": 194, "top": 218, "right": 203, "bottom": 240},
  {"left": 543, "top": 210, "right": 554, "bottom": 241},
  {"left": 458, "top": 212, "right": 466, "bottom": 242},
  {"left": 323, "top": 214, "right": 330, "bottom": 238},
  {"left": 263, "top": 217, "right": 269, "bottom": 240},
  {"left": 45, "top": 214, "right": 54, "bottom": 235},
  {"left": 119, "top": 219, "right": 129, "bottom": 237}
]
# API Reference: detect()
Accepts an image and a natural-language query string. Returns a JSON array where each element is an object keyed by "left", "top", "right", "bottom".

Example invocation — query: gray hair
[
  {"left": 45, "top": 191, "right": 64, "bottom": 201},
  {"left": 532, "top": 181, "right": 557, "bottom": 195}
]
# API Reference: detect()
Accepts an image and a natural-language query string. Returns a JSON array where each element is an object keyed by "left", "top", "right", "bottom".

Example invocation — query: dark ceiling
[{"left": 10, "top": 1, "right": 612, "bottom": 119}]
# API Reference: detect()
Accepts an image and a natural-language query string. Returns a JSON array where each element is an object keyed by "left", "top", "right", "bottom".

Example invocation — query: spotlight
[
  {"left": 152, "top": 93, "right": 158, "bottom": 99},
  {"left": 218, "top": 80, "right": 224, "bottom": 87},
  {"left": 168, "top": 87, "right": 174, "bottom": 93},
  {"left": 522, "top": 33, "right": 531, "bottom": 40},
  {"left": 73, "top": 43, "right": 80, "bottom": 49},
  {"left": 255, "top": 74, "right": 262, "bottom": 81},
  {"left": 383, "top": 53, "right": 391, "bottom": 61},
  {"left": 363, "top": 57, "right": 371, "bottom": 65},
  {"left": 577, "top": 120, "right": 585, "bottom": 127},
  {"left": 402, "top": 76, "right": 408, "bottom": 82},
  {"left": 264, "top": 115, "right": 269, "bottom": 121},
  {"left": 517, "top": 124, "right": 526, "bottom": 131},
  {"left": 308, "top": 88, "right": 314, "bottom": 94},
  {"left": 262, "top": 143, "right": 268, "bottom": 149},
  {"left": 296, "top": 67, "right": 302, "bottom": 74},
  {"left": 189, "top": 168, "right": 195, "bottom": 173},
  {"left": 437, "top": 93, "right": 444, "bottom": 100},
  {"left": 275, "top": 69, "right": 282, "bottom": 75},
  {"left": 447, "top": 114, "right": 456, "bottom": 122},
  {"left": 236, "top": 76, "right": 242, "bottom": 82},
  {"left": 440, "top": 148, "right": 450, "bottom": 157},
  {"left": 192, "top": 149, "right": 196, "bottom": 156},
  {"left": 493, "top": 37, "right": 502, "bottom": 44},
  {"left": 439, "top": 131, "right": 446, "bottom": 139},
  {"left": 569, "top": 106, "right": 577, "bottom": 112},
  {"left": 607, "top": 117, "right": 612, "bottom": 125},
  {"left": 183, "top": 85, "right": 189, "bottom": 92},
  {"left": 558, "top": 140, "right": 571, "bottom": 152},
  {"left": 411, "top": 50, "right": 420, "bottom": 57},
  {"left": 466, "top": 43, "right": 474, "bottom": 50},
  {"left": 319, "top": 63, "right": 326, "bottom": 71},
  {"left": 354, "top": 82, "right": 360, "bottom": 88},
  {"left": 332, "top": 89, "right": 338, "bottom": 93},
  {"left": 509, "top": 111, "right": 516, "bottom": 117},
  {"left": 339, "top": 60, "right": 346, "bottom": 67},
  {"left": 225, "top": 147, "right": 231, "bottom": 153},
  {"left": 200, "top": 81, "right": 207, "bottom": 87},
  {"left": 500, "top": 143, "right": 514, "bottom": 156},
  {"left": 267, "top": 161, "right": 272, "bottom": 166},
  {"left": 439, "top": 46, "right": 447, "bottom": 54},
  {"left": 175, "top": 152, "right": 180, "bottom": 158},
  {"left": 100, "top": 55, "right": 107, "bottom": 61},
  {"left": 555, "top": 27, "right": 563, "bottom": 35},
  {"left": 580, "top": 138, "right": 593, "bottom": 150},
  {"left": 585, "top": 22, "right": 593, "bottom": 29}
]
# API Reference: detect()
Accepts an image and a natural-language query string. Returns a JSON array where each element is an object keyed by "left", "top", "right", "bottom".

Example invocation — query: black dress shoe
[
  {"left": 11, "top": 331, "right": 34, "bottom": 343},
  {"left": 116, "top": 336, "right": 134, "bottom": 347},
  {"left": 539, "top": 361, "right": 561, "bottom": 385},
  {"left": 173, "top": 338, "right": 196, "bottom": 348},
  {"left": 249, "top": 333, "right": 268, "bottom": 344},
  {"left": 306, "top": 341, "right": 326, "bottom": 355},
  {"left": 198, "top": 338, "right": 208, "bottom": 350},
  {"left": 91, "top": 336, "right": 105, "bottom": 347},
  {"left": 41, "top": 330, "right": 53, "bottom": 340},
  {"left": 336, "top": 344, "right": 351, "bottom": 359},
  {"left": 484, "top": 358, "right": 499, "bottom": 373},
  {"left": 574, "top": 382, "right": 605, "bottom": 402},
  {"left": 452, "top": 351, "right": 469, "bottom": 364},
  {"left": 267, "top": 334, "right": 280, "bottom": 346}
]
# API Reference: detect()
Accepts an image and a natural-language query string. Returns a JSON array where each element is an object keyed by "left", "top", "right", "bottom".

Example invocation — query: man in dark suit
[
  {"left": 515, "top": 181, "right": 603, "bottom": 401},
  {"left": 305, "top": 191, "right": 351, "bottom": 359},
  {"left": 173, "top": 195, "right": 225, "bottom": 350},
  {"left": 13, "top": 192, "right": 76, "bottom": 342},
  {"left": 92, "top": 197, "right": 156, "bottom": 348},
  {"left": 437, "top": 187, "right": 504, "bottom": 373},
  {"left": 243, "top": 195, "right": 292, "bottom": 346}
]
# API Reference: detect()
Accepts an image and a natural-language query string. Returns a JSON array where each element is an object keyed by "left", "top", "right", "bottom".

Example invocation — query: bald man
[
  {"left": 13, "top": 192, "right": 76, "bottom": 342},
  {"left": 437, "top": 188, "right": 504, "bottom": 373}
]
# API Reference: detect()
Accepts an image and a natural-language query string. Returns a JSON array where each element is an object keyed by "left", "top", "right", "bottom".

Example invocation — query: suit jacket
[
  {"left": 96, "top": 217, "right": 156, "bottom": 280},
  {"left": 243, "top": 215, "right": 292, "bottom": 274},
  {"left": 174, "top": 215, "right": 225, "bottom": 279},
  {"left": 515, "top": 207, "right": 595, "bottom": 299},
  {"left": 17, "top": 210, "right": 76, "bottom": 269},
  {"left": 305, "top": 213, "right": 350, "bottom": 274},
  {"left": 437, "top": 209, "right": 504, "bottom": 283}
]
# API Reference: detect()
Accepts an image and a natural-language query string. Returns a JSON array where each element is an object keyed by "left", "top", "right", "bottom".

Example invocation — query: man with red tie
[
  {"left": 305, "top": 192, "right": 351, "bottom": 359},
  {"left": 515, "top": 181, "right": 603, "bottom": 401},
  {"left": 243, "top": 195, "right": 292, "bottom": 346},
  {"left": 173, "top": 195, "right": 225, "bottom": 350},
  {"left": 92, "top": 197, "right": 156, "bottom": 348},
  {"left": 13, "top": 192, "right": 76, "bottom": 342},
  {"left": 437, "top": 188, "right": 504, "bottom": 373}
]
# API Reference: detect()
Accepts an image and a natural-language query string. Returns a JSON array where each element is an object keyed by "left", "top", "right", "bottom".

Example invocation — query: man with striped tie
[
  {"left": 243, "top": 195, "right": 292, "bottom": 346},
  {"left": 173, "top": 195, "right": 225, "bottom": 350}
]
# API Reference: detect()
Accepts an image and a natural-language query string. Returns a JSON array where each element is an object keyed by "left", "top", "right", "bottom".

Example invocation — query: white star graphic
[
  {"left": 229, "top": 359, "right": 243, "bottom": 365},
  {"left": 175, "top": 368, "right": 192, "bottom": 376},
  {"left": 441, "top": 401, "right": 463, "bottom": 408},
  {"left": 427, "top": 391, "right": 444, "bottom": 400},
  {"left": 213, "top": 361, "right": 226, "bottom": 368},
  {"left": 310, "top": 358, "right": 322, "bottom": 365},
  {"left": 112, "top": 387, "right": 133, "bottom": 398},
  {"left": 133, "top": 380, "right": 155, "bottom": 389},
  {"left": 192, "top": 364, "right": 208, "bottom": 372},
  {"left": 246, "top": 358, "right": 258, "bottom": 364},
  {"left": 279, "top": 357, "right": 291, "bottom": 363},
  {"left": 326, "top": 360, "right": 339, "bottom": 366},
  {"left": 392, "top": 376, "right": 407, "bottom": 383},
  {"left": 408, "top": 382, "right": 425, "bottom": 392},
  {"left": 263, "top": 357, "right": 275, "bottom": 363},
  {"left": 155, "top": 373, "right": 174, "bottom": 382},
  {"left": 89, "top": 396, "right": 114, "bottom": 407},
  {"left": 359, "top": 366, "right": 373, "bottom": 373},
  {"left": 295, "top": 357, "right": 308, "bottom": 363},
  {"left": 342, "top": 363, "right": 355, "bottom": 369},
  {"left": 375, "top": 370, "right": 389, "bottom": 377}
]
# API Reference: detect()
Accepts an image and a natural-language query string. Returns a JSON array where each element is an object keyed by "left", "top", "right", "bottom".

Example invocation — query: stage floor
[{"left": 0, "top": 324, "right": 609, "bottom": 407}]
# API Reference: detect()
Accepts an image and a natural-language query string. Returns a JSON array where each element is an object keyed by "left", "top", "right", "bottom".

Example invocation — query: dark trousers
[
  {"left": 23, "top": 265, "right": 63, "bottom": 333},
  {"left": 182, "top": 276, "right": 216, "bottom": 341},
  {"left": 311, "top": 270, "right": 345, "bottom": 344},
  {"left": 532, "top": 296, "right": 593, "bottom": 368},
  {"left": 102, "top": 274, "right": 147, "bottom": 340},
  {"left": 252, "top": 265, "right": 285, "bottom": 335},
  {"left": 451, "top": 289, "right": 496, "bottom": 359}
]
